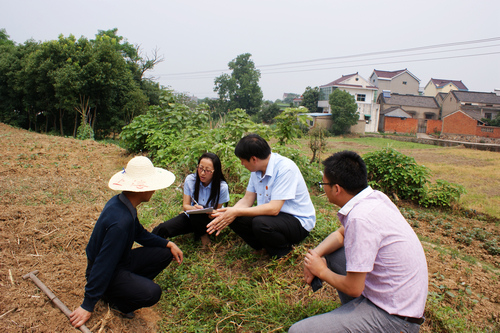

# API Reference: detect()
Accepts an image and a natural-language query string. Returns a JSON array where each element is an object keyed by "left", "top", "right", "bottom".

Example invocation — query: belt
[{"left": 394, "top": 315, "right": 425, "bottom": 325}]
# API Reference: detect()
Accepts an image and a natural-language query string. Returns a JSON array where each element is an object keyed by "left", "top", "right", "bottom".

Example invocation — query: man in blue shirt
[
  {"left": 70, "top": 156, "right": 183, "bottom": 328},
  {"left": 208, "top": 134, "right": 315, "bottom": 258}
]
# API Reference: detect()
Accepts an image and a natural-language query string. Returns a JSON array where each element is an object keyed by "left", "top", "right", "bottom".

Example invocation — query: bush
[
  {"left": 76, "top": 123, "right": 94, "bottom": 140},
  {"left": 364, "top": 148, "right": 429, "bottom": 201},
  {"left": 420, "top": 179, "right": 466, "bottom": 208},
  {"left": 364, "top": 148, "right": 465, "bottom": 208}
]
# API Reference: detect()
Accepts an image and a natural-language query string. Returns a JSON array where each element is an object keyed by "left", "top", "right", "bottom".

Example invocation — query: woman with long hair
[{"left": 152, "top": 152, "right": 229, "bottom": 247}]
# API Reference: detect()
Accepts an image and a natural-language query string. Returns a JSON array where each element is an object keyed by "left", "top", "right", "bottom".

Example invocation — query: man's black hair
[
  {"left": 234, "top": 134, "right": 271, "bottom": 161},
  {"left": 322, "top": 150, "right": 368, "bottom": 195}
]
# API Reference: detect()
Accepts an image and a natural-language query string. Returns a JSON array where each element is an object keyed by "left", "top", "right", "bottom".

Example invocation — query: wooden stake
[{"left": 23, "top": 270, "right": 92, "bottom": 333}]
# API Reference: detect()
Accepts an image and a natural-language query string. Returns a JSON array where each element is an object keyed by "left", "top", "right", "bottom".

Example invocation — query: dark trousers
[
  {"left": 152, "top": 213, "right": 212, "bottom": 239},
  {"left": 324, "top": 247, "right": 356, "bottom": 305},
  {"left": 87, "top": 246, "right": 173, "bottom": 313},
  {"left": 229, "top": 212, "right": 309, "bottom": 258}
]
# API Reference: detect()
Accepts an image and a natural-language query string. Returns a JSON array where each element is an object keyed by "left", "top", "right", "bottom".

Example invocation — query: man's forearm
[{"left": 314, "top": 227, "right": 344, "bottom": 257}]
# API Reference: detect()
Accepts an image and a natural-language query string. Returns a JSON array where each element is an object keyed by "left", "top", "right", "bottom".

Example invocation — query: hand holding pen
[{"left": 191, "top": 197, "right": 204, "bottom": 210}]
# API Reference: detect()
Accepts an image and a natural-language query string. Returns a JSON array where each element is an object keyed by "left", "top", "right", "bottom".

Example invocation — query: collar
[
  {"left": 257, "top": 152, "right": 275, "bottom": 180},
  {"left": 118, "top": 192, "right": 137, "bottom": 220},
  {"left": 338, "top": 186, "right": 373, "bottom": 216}
]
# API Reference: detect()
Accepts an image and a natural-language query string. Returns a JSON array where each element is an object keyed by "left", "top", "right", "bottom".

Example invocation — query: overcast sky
[{"left": 2, "top": 0, "right": 500, "bottom": 101}]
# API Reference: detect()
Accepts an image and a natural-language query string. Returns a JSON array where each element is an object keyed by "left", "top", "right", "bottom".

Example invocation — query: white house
[{"left": 318, "top": 73, "right": 379, "bottom": 133}]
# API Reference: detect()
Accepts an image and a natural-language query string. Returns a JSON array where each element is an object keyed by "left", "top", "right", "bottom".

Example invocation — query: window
[
  {"left": 357, "top": 94, "right": 366, "bottom": 102},
  {"left": 425, "top": 113, "right": 434, "bottom": 120},
  {"left": 319, "top": 87, "right": 332, "bottom": 100},
  {"left": 403, "top": 81, "right": 407, "bottom": 85}
]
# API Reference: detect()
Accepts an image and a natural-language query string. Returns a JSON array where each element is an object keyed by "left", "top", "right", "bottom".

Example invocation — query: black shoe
[{"left": 110, "top": 306, "right": 135, "bottom": 319}]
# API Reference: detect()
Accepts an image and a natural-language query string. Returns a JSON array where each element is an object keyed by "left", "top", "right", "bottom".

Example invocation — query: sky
[{"left": 2, "top": 0, "right": 500, "bottom": 101}]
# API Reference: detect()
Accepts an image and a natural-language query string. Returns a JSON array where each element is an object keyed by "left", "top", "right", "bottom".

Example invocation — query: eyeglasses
[
  {"left": 318, "top": 182, "right": 334, "bottom": 189},
  {"left": 197, "top": 166, "right": 214, "bottom": 175}
]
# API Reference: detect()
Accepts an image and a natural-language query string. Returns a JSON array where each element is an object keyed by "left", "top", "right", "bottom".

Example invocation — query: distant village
[{"left": 290, "top": 69, "right": 500, "bottom": 142}]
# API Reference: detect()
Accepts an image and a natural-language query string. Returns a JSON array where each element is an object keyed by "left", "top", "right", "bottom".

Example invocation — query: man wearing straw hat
[{"left": 70, "top": 156, "right": 183, "bottom": 328}]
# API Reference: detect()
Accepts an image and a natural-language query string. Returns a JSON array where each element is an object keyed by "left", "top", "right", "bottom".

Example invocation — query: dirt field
[{"left": 1, "top": 123, "right": 499, "bottom": 332}]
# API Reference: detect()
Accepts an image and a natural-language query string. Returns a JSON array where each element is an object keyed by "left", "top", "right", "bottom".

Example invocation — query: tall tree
[
  {"left": 300, "top": 86, "right": 320, "bottom": 112},
  {"left": 0, "top": 28, "right": 15, "bottom": 47},
  {"left": 256, "top": 100, "right": 280, "bottom": 124},
  {"left": 329, "top": 89, "right": 359, "bottom": 135},
  {"left": 214, "top": 53, "right": 263, "bottom": 116}
]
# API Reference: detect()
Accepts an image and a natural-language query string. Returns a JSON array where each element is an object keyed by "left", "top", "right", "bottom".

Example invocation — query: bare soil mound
[{"left": 0, "top": 123, "right": 155, "bottom": 332}]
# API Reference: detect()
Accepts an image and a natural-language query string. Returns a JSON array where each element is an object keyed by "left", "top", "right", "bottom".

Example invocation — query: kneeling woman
[{"left": 153, "top": 152, "right": 229, "bottom": 246}]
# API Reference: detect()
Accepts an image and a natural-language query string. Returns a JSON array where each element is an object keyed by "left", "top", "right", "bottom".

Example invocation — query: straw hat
[{"left": 108, "top": 156, "right": 175, "bottom": 192}]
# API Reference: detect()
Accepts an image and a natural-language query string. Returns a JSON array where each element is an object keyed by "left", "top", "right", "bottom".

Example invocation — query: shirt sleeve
[
  {"left": 246, "top": 173, "right": 257, "bottom": 193},
  {"left": 135, "top": 219, "right": 169, "bottom": 247},
  {"left": 344, "top": 216, "right": 381, "bottom": 273},
  {"left": 218, "top": 181, "right": 230, "bottom": 204},
  {"left": 82, "top": 221, "right": 129, "bottom": 311},
  {"left": 183, "top": 174, "right": 195, "bottom": 197}
]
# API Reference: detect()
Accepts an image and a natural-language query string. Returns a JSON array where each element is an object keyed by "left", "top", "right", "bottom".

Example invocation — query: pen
[{"left": 191, "top": 197, "right": 202, "bottom": 208}]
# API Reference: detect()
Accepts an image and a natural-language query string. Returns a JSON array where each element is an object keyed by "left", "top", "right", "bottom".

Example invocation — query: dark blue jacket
[{"left": 81, "top": 193, "right": 169, "bottom": 312}]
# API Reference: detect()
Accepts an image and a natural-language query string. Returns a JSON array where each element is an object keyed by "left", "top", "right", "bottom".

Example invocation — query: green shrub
[
  {"left": 420, "top": 179, "right": 466, "bottom": 208},
  {"left": 76, "top": 122, "right": 94, "bottom": 140},
  {"left": 364, "top": 148, "right": 465, "bottom": 208},
  {"left": 364, "top": 148, "right": 429, "bottom": 202}
]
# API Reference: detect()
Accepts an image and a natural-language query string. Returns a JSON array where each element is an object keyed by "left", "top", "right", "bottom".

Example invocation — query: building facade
[{"left": 318, "top": 73, "right": 379, "bottom": 133}]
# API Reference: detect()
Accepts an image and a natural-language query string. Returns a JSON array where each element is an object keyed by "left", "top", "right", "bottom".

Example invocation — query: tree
[
  {"left": 300, "top": 86, "right": 320, "bottom": 113},
  {"left": 274, "top": 107, "right": 311, "bottom": 145},
  {"left": 214, "top": 53, "right": 263, "bottom": 116},
  {"left": 257, "top": 100, "right": 281, "bottom": 124},
  {"left": 329, "top": 89, "right": 359, "bottom": 135},
  {"left": 0, "top": 28, "right": 15, "bottom": 47},
  {"left": 481, "top": 114, "right": 500, "bottom": 127}
]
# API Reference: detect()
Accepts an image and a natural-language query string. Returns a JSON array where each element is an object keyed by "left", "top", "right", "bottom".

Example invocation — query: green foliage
[
  {"left": 253, "top": 100, "right": 280, "bottom": 124},
  {"left": 300, "top": 86, "right": 321, "bottom": 113},
  {"left": 364, "top": 148, "right": 429, "bottom": 201},
  {"left": 420, "top": 179, "right": 466, "bottom": 208},
  {"left": 364, "top": 148, "right": 466, "bottom": 208},
  {"left": 214, "top": 53, "right": 263, "bottom": 116},
  {"left": 274, "top": 107, "right": 311, "bottom": 145},
  {"left": 76, "top": 122, "right": 94, "bottom": 140},
  {"left": 328, "top": 89, "right": 359, "bottom": 135},
  {"left": 0, "top": 29, "right": 160, "bottom": 138},
  {"left": 481, "top": 113, "right": 500, "bottom": 127}
]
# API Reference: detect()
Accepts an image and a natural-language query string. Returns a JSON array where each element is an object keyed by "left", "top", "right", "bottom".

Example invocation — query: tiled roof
[
  {"left": 380, "top": 106, "right": 402, "bottom": 115},
  {"left": 379, "top": 93, "right": 439, "bottom": 108},
  {"left": 452, "top": 91, "right": 500, "bottom": 105},
  {"left": 430, "top": 78, "right": 468, "bottom": 90},
  {"left": 320, "top": 73, "right": 377, "bottom": 89},
  {"left": 320, "top": 73, "right": 358, "bottom": 87},
  {"left": 385, "top": 108, "right": 412, "bottom": 118},
  {"left": 373, "top": 69, "right": 406, "bottom": 79}
]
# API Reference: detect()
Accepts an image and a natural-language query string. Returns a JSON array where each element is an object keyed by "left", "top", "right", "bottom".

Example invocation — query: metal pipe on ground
[{"left": 23, "top": 270, "right": 92, "bottom": 333}]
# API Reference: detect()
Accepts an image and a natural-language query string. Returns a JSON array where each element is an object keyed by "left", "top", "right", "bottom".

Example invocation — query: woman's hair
[
  {"left": 322, "top": 150, "right": 368, "bottom": 196},
  {"left": 193, "top": 152, "right": 227, "bottom": 209},
  {"left": 234, "top": 134, "right": 271, "bottom": 160}
]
